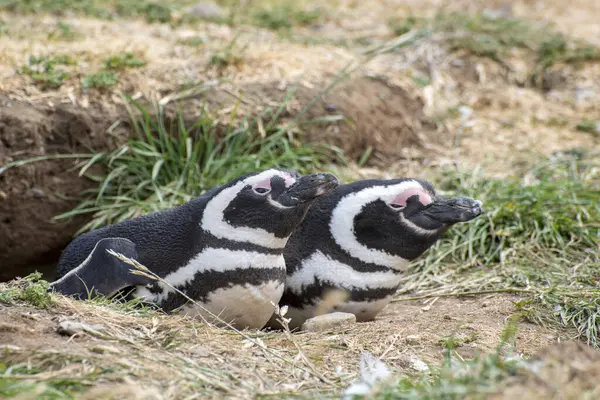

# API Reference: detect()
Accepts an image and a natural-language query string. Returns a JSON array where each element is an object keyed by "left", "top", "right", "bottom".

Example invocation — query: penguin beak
[
  {"left": 277, "top": 173, "right": 339, "bottom": 207},
  {"left": 422, "top": 196, "right": 483, "bottom": 223}
]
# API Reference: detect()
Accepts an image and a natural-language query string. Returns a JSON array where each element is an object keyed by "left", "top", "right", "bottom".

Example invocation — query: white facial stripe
[
  {"left": 202, "top": 169, "right": 296, "bottom": 248},
  {"left": 399, "top": 214, "right": 439, "bottom": 236},
  {"left": 330, "top": 181, "right": 424, "bottom": 268},
  {"left": 134, "top": 248, "right": 285, "bottom": 302},
  {"left": 286, "top": 251, "right": 406, "bottom": 294}
]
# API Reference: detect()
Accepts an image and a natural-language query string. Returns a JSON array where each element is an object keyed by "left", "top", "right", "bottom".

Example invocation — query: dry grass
[{"left": 1, "top": 0, "right": 600, "bottom": 398}]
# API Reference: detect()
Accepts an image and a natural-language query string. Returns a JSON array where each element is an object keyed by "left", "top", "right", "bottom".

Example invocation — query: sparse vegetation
[
  {"left": 54, "top": 92, "right": 343, "bottom": 233},
  {"left": 253, "top": 1, "right": 322, "bottom": 30},
  {"left": 399, "top": 152, "right": 600, "bottom": 346},
  {"left": 384, "top": 12, "right": 600, "bottom": 88},
  {"left": 0, "top": 273, "right": 53, "bottom": 308},
  {"left": 103, "top": 52, "right": 146, "bottom": 70},
  {"left": 209, "top": 37, "right": 246, "bottom": 70},
  {"left": 20, "top": 54, "right": 75, "bottom": 89},
  {"left": 576, "top": 119, "right": 599, "bottom": 135},
  {"left": 0, "top": 0, "right": 183, "bottom": 23},
  {"left": 48, "top": 21, "right": 78, "bottom": 41},
  {"left": 82, "top": 70, "right": 119, "bottom": 89},
  {"left": 372, "top": 321, "right": 522, "bottom": 399}
]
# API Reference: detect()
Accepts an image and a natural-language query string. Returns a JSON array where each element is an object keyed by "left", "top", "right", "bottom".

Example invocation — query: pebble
[
  {"left": 405, "top": 334, "right": 421, "bottom": 345},
  {"left": 301, "top": 312, "right": 356, "bottom": 332},
  {"left": 188, "top": 2, "right": 225, "bottom": 19},
  {"left": 57, "top": 320, "right": 105, "bottom": 336}
]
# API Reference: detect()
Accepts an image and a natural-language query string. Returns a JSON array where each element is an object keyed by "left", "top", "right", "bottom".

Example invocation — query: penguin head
[
  {"left": 330, "top": 178, "right": 482, "bottom": 262},
  {"left": 203, "top": 168, "right": 339, "bottom": 248}
]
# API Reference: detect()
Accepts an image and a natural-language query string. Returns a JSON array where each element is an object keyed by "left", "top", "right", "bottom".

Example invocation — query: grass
[
  {"left": 383, "top": 13, "right": 600, "bottom": 88},
  {"left": 81, "top": 52, "right": 145, "bottom": 90},
  {"left": 54, "top": 90, "right": 343, "bottom": 233},
  {"left": 0, "top": 0, "right": 193, "bottom": 23},
  {"left": 397, "top": 152, "right": 600, "bottom": 346},
  {"left": 253, "top": 1, "right": 322, "bottom": 30},
  {"left": 576, "top": 119, "right": 599, "bottom": 136},
  {"left": 103, "top": 52, "right": 146, "bottom": 70},
  {"left": 82, "top": 70, "right": 119, "bottom": 89},
  {"left": 209, "top": 36, "right": 246, "bottom": 70},
  {"left": 0, "top": 272, "right": 54, "bottom": 308},
  {"left": 47, "top": 21, "right": 78, "bottom": 41},
  {"left": 369, "top": 321, "right": 522, "bottom": 399},
  {"left": 20, "top": 54, "right": 75, "bottom": 89}
]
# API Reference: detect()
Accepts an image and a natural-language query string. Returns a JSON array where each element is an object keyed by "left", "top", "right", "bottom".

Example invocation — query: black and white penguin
[
  {"left": 50, "top": 168, "right": 339, "bottom": 329},
  {"left": 272, "top": 178, "right": 483, "bottom": 329}
]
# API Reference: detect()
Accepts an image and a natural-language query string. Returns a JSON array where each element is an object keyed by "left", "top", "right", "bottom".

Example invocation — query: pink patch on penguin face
[
  {"left": 253, "top": 177, "right": 272, "bottom": 193},
  {"left": 282, "top": 173, "right": 296, "bottom": 187},
  {"left": 389, "top": 188, "right": 433, "bottom": 209}
]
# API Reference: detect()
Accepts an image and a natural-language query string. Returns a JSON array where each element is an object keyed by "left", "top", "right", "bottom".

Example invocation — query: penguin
[
  {"left": 270, "top": 178, "right": 483, "bottom": 329},
  {"left": 50, "top": 168, "right": 339, "bottom": 329}
]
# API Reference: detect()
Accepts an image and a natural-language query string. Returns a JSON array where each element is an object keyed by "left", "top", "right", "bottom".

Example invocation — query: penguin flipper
[{"left": 50, "top": 238, "right": 154, "bottom": 299}]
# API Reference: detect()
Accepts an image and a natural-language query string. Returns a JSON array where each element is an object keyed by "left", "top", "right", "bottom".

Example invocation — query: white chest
[
  {"left": 181, "top": 280, "right": 285, "bottom": 329},
  {"left": 133, "top": 248, "right": 286, "bottom": 329}
]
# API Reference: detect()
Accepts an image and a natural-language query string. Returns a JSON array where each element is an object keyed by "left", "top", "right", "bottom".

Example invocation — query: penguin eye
[
  {"left": 253, "top": 187, "right": 271, "bottom": 195},
  {"left": 388, "top": 203, "right": 405, "bottom": 211}
]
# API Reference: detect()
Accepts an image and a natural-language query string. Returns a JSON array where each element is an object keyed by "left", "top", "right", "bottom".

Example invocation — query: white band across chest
[{"left": 287, "top": 250, "right": 405, "bottom": 293}]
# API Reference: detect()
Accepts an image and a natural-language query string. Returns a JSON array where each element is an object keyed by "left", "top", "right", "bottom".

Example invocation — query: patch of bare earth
[{"left": 0, "top": 293, "right": 572, "bottom": 399}]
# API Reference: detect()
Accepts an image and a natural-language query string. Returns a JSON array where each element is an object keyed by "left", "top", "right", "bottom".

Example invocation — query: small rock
[
  {"left": 0, "top": 344, "right": 21, "bottom": 352},
  {"left": 405, "top": 334, "right": 421, "bottom": 345},
  {"left": 301, "top": 312, "right": 356, "bottom": 332},
  {"left": 29, "top": 187, "right": 45, "bottom": 198},
  {"left": 482, "top": 4, "right": 512, "bottom": 19},
  {"left": 57, "top": 320, "right": 105, "bottom": 336},
  {"left": 188, "top": 2, "right": 225, "bottom": 19},
  {"left": 408, "top": 355, "right": 430, "bottom": 373},
  {"left": 188, "top": 346, "right": 210, "bottom": 357},
  {"left": 90, "top": 345, "right": 120, "bottom": 354},
  {"left": 575, "top": 87, "right": 595, "bottom": 103}
]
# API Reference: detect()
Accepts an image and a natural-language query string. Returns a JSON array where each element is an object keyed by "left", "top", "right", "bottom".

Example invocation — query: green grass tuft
[
  {"left": 0, "top": 273, "right": 54, "bottom": 309},
  {"left": 401, "top": 153, "right": 600, "bottom": 347},
  {"left": 47, "top": 21, "right": 78, "bottom": 41},
  {"left": 253, "top": 2, "right": 322, "bottom": 30},
  {"left": 20, "top": 54, "right": 75, "bottom": 89},
  {"left": 0, "top": 0, "right": 183, "bottom": 23},
  {"left": 103, "top": 52, "right": 146, "bottom": 70},
  {"left": 55, "top": 91, "right": 344, "bottom": 233},
  {"left": 575, "top": 119, "right": 599, "bottom": 135},
  {"left": 82, "top": 71, "right": 120, "bottom": 89},
  {"left": 209, "top": 37, "right": 246, "bottom": 70}
]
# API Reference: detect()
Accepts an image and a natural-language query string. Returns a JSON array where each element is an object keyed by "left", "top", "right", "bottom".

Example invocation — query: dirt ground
[{"left": 0, "top": 292, "right": 574, "bottom": 399}]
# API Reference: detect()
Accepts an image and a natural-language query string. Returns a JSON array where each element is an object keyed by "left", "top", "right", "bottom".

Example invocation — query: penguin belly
[
  {"left": 181, "top": 279, "right": 285, "bottom": 329},
  {"left": 282, "top": 251, "right": 404, "bottom": 328},
  {"left": 134, "top": 249, "right": 287, "bottom": 329}
]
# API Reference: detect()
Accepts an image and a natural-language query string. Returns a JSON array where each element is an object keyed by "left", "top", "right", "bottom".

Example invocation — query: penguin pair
[
  {"left": 51, "top": 170, "right": 482, "bottom": 330},
  {"left": 51, "top": 169, "right": 339, "bottom": 329}
]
